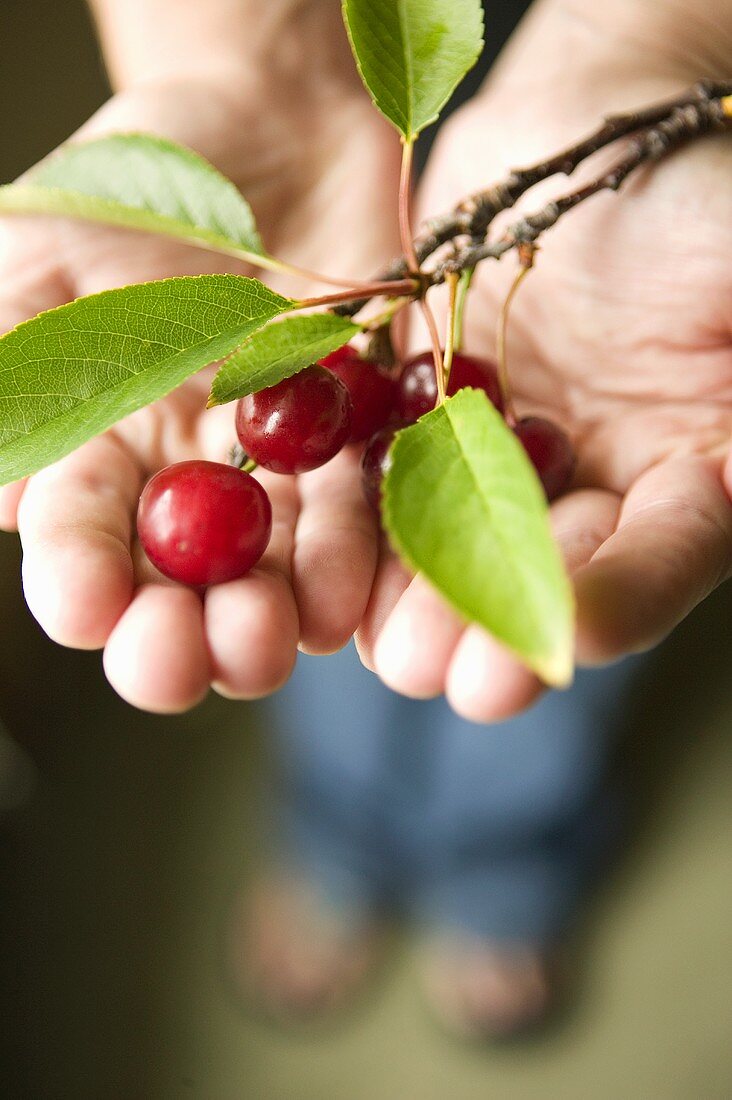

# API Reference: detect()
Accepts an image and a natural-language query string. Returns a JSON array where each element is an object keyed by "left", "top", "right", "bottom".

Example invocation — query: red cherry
[
  {"left": 514, "top": 417, "right": 576, "bottom": 501},
  {"left": 361, "top": 426, "right": 398, "bottom": 512},
  {"left": 137, "top": 461, "right": 272, "bottom": 586},
  {"left": 321, "top": 345, "right": 397, "bottom": 442},
  {"left": 235, "top": 364, "right": 352, "bottom": 474},
  {"left": 397, "top": 350, "right": 504, "bottom": 422}
]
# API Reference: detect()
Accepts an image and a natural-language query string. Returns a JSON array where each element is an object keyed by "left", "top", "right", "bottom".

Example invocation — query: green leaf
[
  {"left": 0, "top": 275, "right": 292, "bottom": 485},
  {"left": 383, "top": 389, "right": 575, "bottom": 686},
  {"left": 209, "top": 313, "right": 362, "bottom": 406},
  {"left": 0, "top": 133, "right": 267, "bottom": 262},
  {"left": 342, "top": 0, "right": 484, "bottom": 139}
]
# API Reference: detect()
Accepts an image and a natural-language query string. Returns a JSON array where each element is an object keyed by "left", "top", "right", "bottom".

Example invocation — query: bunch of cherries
[{"left": 137, "top": 345, "right": 575, "bottom": 587}]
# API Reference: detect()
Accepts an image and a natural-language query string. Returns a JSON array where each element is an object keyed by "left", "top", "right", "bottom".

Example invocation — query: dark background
[{"left": 1, "top": 2, "right": 731, "bottom": 1097}]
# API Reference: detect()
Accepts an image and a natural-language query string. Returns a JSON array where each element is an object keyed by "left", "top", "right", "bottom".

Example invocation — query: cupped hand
[
  {"left": 357, "top": 7, "right": 732, "bottom": 721},
  {"left": 0, "top": 75, "right": 400, "bottom": 711}
]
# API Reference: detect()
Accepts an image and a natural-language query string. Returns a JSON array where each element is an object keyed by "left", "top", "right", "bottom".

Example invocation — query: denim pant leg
[
  {"left": 267, "top": 644, "right": 645, "bottom": 939},
  {"left": 397, "top": 658, "right": 646, "bottom": 944},
  {"left": 267, "top": 645, "right": 412, "bottom": 911}
]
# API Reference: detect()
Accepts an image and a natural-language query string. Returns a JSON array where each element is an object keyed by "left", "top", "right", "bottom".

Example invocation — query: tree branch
[
  {"left": 334, "top": 80, "right": 732, "bottom": 316},
  {"left": 431, "top": 86, "right": 731, "bottom": 283}
]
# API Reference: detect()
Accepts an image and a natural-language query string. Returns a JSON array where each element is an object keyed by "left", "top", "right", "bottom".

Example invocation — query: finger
[
  {"left": 103, "top": 584, "right": 210, "bottom": 713},
  {"left": 373, "top": 576, "right": 465, "bottom": 699},
  {"left": 292, "top": 446, "right": 379, "bottom": 654},
  {"left": 205, "top": 472, "right": 300, "bottom": 699},
  {"left": 354, "top": 541, "right": 413, "bottom": 670},
  {"left": 574, "top": 457, "right": 732, "bottom": 665},
  {"left": 445, "top": 489, "right": 622, "bottom": 723},
  {"left": 368, "top": 486, "right": 624, "bottom": 701},
  {"left": 723, "top": 444, "right": 732, "bottom": 503},
  {"left": 0, "top": 480, "right": 28, "bottom": 532},
  {"left": 18, "top": 434, "right": 140, "bottom": 649},
  {"left": 446, "top": 627, "right": 543, "bottom": 723}
]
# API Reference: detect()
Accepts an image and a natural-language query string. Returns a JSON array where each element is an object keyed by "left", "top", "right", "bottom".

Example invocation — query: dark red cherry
[
  {"left": 321, "top": 345, "right": 397, "bottom": 442},
  {"left": 514, "top": 417, "right": 576, "bottom": 501},
  {"left": 137, "top": 460, "right": 272, "bottom": 586},
  {"left": 361, "top": 426, "right": 398, "bottom": 512},
  {"left": 235, "top": 364, "right": 352, "bottom": 474},
  {"left": 397, "top": 350, "right": 504, "bottom": 422}
]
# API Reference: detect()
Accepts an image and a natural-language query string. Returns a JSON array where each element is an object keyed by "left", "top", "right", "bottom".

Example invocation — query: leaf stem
[
  {"left": 228, "top": 445, "right": 257, "bottom": 473},
  {"left": 421, "top": 297, "right": 446, "bottom": 405},
  {"left": 496, "top": 248, "right": 534, "bottom": 426},
  {"left": 399, "top": 139, "right": 445, "bottom": 400},
  {"left": 453, "top": 267, "right": 474, "bottom": 351},
  {"left": 397, "top": 140, "right": 446, "bottom": 401},
  {"left": 443, "top": 272, "right": 460, "bottom": 389},
  {"left": 228, "top": 442, "right": 247, "bottom": 468},
  {"left": 298, "top": 279, "right": 418, "bottom": 310},
  {"left": 399, "top": 139, "right": 420, "bottom": 273},
  {"left": 0, "top": 186, "right": 385, "bottom": 293},
  {"left": 261, "top": 253, "right": 389, "bottom": 291},
  {"left": 362, "top": 296, "right": 411, "bottom": 330},
  {"left": 336, "top": 81, "right": 732, "bottom": 318}
]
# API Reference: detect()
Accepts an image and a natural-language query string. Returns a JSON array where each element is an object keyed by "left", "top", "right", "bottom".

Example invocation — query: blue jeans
[{"left": 266, "top": 644, "right": 645, "bottom": 945}]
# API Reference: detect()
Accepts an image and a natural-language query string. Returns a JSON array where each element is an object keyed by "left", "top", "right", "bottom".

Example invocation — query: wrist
[
  {"left": 488, "top": 0, "right": 732, "bottom": 94},
  {"left": 90, "top": 0, "right": 358, "bottom": 99},
  {"left": 562, "top": 0, "right": 732, "bottom": 72}
]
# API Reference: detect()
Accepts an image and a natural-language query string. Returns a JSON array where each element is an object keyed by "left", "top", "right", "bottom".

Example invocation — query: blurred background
[{"left": 0, "top": 1, "right": 731, "bottom": 1097}]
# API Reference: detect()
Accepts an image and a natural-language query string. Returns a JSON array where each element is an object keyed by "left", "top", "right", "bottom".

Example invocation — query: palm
[
  {"left": 357, "top": 70, "right": 732, "bottom": 721},
  {"left": 443, "top": 119, "right": 732, "bottom": 494},
  {"left": 0, "top": 77, "right": 400, "bottom": 711}
]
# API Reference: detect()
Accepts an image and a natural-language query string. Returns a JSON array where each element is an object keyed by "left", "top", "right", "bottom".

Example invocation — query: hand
[
  {"left": 357, "top": 2, "right": 732, "bottom": 721},
  {"left": 0, "top": 74, "right": 400, "bottom": 711}
]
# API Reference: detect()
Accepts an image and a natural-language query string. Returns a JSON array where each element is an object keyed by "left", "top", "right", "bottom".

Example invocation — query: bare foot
[
  {"left": 226, "top": 876, "right": 383, "bottom": 1023},
  {"left": 418, "top": 934, "right": 555, "bottom": 1040}
]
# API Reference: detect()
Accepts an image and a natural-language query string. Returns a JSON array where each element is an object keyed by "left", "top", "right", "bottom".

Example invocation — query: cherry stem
[
  {"left": 362, "top": 296, "right": 411, "bottom": 330},
  {"left": 443, "top": 272, "right": 460, "bottom": 389},
  {"left": 398, "top": 138, "right": 446, "bottom": 403},
  {"left": 421, "top": 297, "right": 446, "bottom": 405},
  {"left": 298, "top": 279, "right": 418, "bottom": 311},
  {"left": 497, "top": 248, "right": 534, "bottom": 426},
  {"left": 453, "top": 267, "right": 474, "bottom": 352},
  {"left": 228, "top": 443, "right": 258, "bottom": 473}
]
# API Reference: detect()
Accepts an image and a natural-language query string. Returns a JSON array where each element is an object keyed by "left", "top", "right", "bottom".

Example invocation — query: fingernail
[{"left": 374, "top": 609, "right": 440, "bottom": 698}]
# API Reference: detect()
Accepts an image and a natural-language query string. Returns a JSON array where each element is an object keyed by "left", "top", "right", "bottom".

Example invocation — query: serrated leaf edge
[
  {"left": 0, "top": 272, "right": 293, "bottom": 345},
  {"left": 0, "top": 183, "right": 277, "bottom": 271},
  {"left": 207, "top": 314, "right": 363, "bottom": 406},
  {"left": 342, "top": 0, "right": 485, "bottom": 139},
  {"left": 382, "top": 392, "right": 575, "bottom": 688}
]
